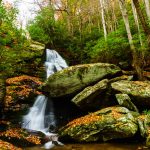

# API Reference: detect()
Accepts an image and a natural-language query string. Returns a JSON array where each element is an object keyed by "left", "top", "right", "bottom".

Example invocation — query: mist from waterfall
[{"left": 22, "top": 49, "right": 68, "bottom": 133}]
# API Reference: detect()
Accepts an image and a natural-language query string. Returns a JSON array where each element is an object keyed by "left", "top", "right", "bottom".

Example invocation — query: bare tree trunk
[
  {"left": 99, "top": 0, "right": 107, "bottom": 40},
  {"left": 111, "top": 0, "right": 118, "bottom": 31},
  {"left": 133, "top": 0, "right": 150, "bottom": 48},
  {"left": 118, "top": 0, "right": 134, "bottom": 49},
  {"left": 144, "top": 0, "right": 150, "bottom": 20},
  {"left": 119, "top": 0, "right": 143, "bottom": 80},
  {"left": 131, "top": 0, "right": 143, "bottom": 46}
]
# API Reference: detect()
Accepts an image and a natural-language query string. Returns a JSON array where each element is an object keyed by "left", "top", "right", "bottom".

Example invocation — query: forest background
[{"left": 0, "top": 0, "right": 150, "bottom": 80}]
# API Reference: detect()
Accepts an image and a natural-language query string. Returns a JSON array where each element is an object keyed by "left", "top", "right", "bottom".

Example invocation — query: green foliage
[
  {"left": 90, "top": 23, "right": 130, "bottom": 63},
  {"left": 0, "top": 2, "right": 31, "bottom": 77},
  {"left": 27, "top": 7, "right": 69, "bottom": 48},
  {"left": 142, "top": 109, "right": 150, "bottom": 115}
]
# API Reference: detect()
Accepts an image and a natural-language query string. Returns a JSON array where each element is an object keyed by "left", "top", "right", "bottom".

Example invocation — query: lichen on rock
[
  {"left": 42, "top": 63, "right": 121, "bottom": 97},
  {"left": 60, "top": 106, "right": 138, "bottom": 142}
]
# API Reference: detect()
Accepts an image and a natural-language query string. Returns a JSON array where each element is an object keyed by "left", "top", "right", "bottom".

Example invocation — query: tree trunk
[
  {"left": 99, "top": 0, "right": 107, "bottom": 41},
  {"left": 131, "top": 0, "right": 143, "bottom": 46},
  {"left": 119, "top": 0, "right": 143, "bottom": 80},
  {"left": 133, "top": 0, "right": 150, "bottom": 48},
  {"left": 144, "top": 0, "right": 150, "bottom": 20},
  {"left": 118, "top": 0, "right": 134, "bottom": 48}
]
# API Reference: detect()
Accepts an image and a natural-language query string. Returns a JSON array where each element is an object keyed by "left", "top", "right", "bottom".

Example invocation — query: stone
[
  {"left": 111, "top": 80, "right": 150, "bottom": 108},
  {"left": 42, "top": 63, "right": 121, "bottom": 97},
  {"left": 71, "top": 79, "right": 109, "bottom": 111},
  {"left": 137, "top": 115, "right": 150, "bottom": 147},
  {"left": 115, "top": 94, "right": 138, "bottom": 112},
  {"left": 60, "top": 106, "right": 138, "bottom": 142}
]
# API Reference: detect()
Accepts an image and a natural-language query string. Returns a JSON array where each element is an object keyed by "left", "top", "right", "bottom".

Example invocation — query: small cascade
[
  {"left": 22, "top": 95, "right": 48, "bottom": 131},
  {"left": 45, "top": 49, "right": 68, "bottom": 78},
  {"left": 22, "top": 49, "right": 68, "bottom": 148}
]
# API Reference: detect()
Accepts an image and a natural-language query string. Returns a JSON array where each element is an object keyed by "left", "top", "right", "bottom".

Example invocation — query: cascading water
[
  {"left": 22, "top": 49, "right": 68, "bottom": 149},
  {"left": 45, "top": 49, "right": 68, "bottom": 78},
  {"left": 22, "top": 95, "right": 48, "bottom": 131}
]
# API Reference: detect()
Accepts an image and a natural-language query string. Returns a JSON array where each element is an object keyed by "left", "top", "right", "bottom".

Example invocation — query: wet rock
[
  {"left": 42, "top": 63, "right": 121, "bottom": 97},
  {"left": 115, "top": 94, "right": 138, "bottom": 112},
  {"left": 71, "top": 79, "right": 109, "bottom": 111},
  {"left": 60, "top": 106, "right": 138, "bottom": 142},
  {"left": 111, "top": 80, "right": 150, "bottom": 109}
]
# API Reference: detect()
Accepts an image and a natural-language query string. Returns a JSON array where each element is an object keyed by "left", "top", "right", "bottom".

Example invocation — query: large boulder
[
  {"left": 60, "top": 106, "right": 138, "bottom": 142},
  {"left": 111, "top": 80, "right": 150, "bottom": 109},
  {"left": 42, "top": 63, "right": 121, "bottom": 97},
  {"left": 71, "top": 79, "right": 109, "bottom": 111}
]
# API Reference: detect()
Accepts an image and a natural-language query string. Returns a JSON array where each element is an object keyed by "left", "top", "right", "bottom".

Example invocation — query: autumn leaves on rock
[{"left": 4, "top": 75, "right": 43, "bottom": 112}]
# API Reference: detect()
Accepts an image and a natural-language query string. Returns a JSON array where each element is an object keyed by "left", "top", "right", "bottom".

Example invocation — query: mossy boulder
[
  {"left": 111, "top": 80, "right": 150, "bottom": 109},
  {"left": 115, "top": 94, "right": 138, "bottom": 112},
  {"left": 137, "top": 115, "right": 150, "bottom": 147},
  {"left": 60, "top": 106, "right": 138, "bottom": 142},
  {"left": 71, "top": 79, "right": 109, "bottom": 111},
  {"left": 42, "top": 63, "right": 121, "bottom": 97}
]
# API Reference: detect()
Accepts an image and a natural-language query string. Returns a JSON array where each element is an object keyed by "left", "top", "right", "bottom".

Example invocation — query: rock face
[
  {"left": 115, "top": 94, "right": 138, "bottom": 112},
  {"left": 42, "top": 63, "right": 121, "bottom": 97},
  {"left": 71, "top": 79, "right": 109, "bottom": 111},
  {"left": 111, "top": 80, "right": 150, "bottom": 108},
  {"left": 4, "top": 75, "right": 42, "bottom": 112},
  {"left": 60, "top": 106, "right": 138, "bottom": 142}
]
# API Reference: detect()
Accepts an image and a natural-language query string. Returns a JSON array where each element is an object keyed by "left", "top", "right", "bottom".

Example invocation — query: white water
[
  {"left": 45, "top": 49, "right": 68, "bottom": 78},
  {"left": 22, "top": 49, "right": 67, "bottom": 148},
  {"left": 22, "top": 95, "right": 48, "bottom": 131}
]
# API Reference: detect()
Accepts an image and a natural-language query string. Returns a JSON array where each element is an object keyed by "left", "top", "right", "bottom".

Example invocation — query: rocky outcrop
[
  {"left": 42, "top": 63, "right": 121, "bottom": 97},
  {"left": 111, "top": 80, "right": 150, "bottom": 108},
  {"left": 71, "top": 79, "right": 109, "bottom": 111},
  {"left": 4, "top": 75, "right": 42, "bottom": 112},
  {"left": 115, "top": 94, "right": 138, "bottom": 112},
  {"left": 60, "top": 106, "right": 138, "bottom": 142}
]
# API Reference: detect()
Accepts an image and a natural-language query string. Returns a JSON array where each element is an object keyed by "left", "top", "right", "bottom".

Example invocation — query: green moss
[{"left": 60, "top": 106, "right": 138, "bottom": 142}]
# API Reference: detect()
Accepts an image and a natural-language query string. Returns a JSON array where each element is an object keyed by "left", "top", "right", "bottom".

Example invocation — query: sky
[{"left": 3, "top": 0, "right": 38, "bottom": 28}]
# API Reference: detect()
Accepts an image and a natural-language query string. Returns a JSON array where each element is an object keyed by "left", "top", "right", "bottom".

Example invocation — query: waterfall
[
  {"left": 45, "top": 49, "right": 68, "bottom": 78},
  {"left": 22, "top": 95, "right": 48, "bottom": 131},
  {"left": 22, "top": 49, "right": 68, "bottom": 135}
]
